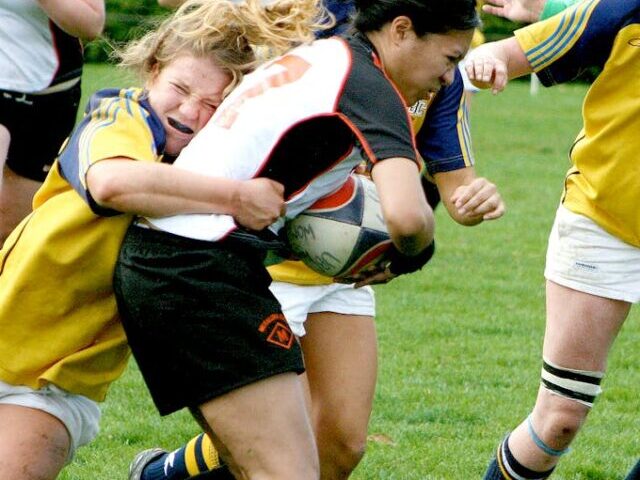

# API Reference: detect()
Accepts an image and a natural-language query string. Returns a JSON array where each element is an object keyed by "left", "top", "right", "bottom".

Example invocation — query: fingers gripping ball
[{"left": 286, "top": 174, "right": 392, "bottom": 279}]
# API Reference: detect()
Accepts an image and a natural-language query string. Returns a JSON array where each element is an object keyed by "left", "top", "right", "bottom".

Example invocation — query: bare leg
[
  {"left": 198, "top": 372, "right": 319, "bottom": 480},
  {"left": 0, "top": 166, "right": 41, "bottom": 245},
  {"left": 507, "top": 280, "right": 630, "bottom": 471},
  {"left": 300, "top": 312, "right": 377, "bottom": 480},
  {"left": 0, "top": 404, "right": 70, "bottom": 480}
]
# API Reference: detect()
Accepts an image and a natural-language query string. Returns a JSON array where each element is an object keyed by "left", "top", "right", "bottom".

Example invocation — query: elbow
[
  {"left": 82, "top": 17, "right": 105, "bottom": 40},
  {"left": 386, "top": 208, "right": 434, "bottom": 256},
  {"left": 75, "top": 7, "right": 106, "bottom": 40},
  {"left": 84, "top": 25, "right": 104, "bottom": 41},
  {"left": 87, "top": 169, "right": 123, "bottom": 209}
]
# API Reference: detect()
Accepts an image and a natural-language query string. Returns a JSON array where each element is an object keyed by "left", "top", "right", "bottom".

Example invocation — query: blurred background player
[
  {"left": 464, "top": 0, "right": 640, "bottom": 478},
  {"left": 0, "top": 0, "right": 105, "bottom": 245}
]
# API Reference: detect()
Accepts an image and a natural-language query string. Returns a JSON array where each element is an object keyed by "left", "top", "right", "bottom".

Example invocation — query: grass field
[{"left": 60, "top": 65, "right": 640, "bottom": 479}]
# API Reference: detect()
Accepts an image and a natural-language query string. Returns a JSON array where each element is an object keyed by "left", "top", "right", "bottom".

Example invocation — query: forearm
[
  {"left": 37, "top": 0, "right": 105, "bottom": 39},
  {"left": 372, "top": 158, "right": 434, "bottom": 255},
  {"left": 87, "top": 160, "right": 243, "bottom": 218}
]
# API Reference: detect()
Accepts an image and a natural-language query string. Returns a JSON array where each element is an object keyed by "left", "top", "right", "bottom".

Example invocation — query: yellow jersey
[
  {"left": 515, "top": 0, "right": 640, "bottom": 246},
  {"left": 0, "top": 87, "right": 166, "bottom": 401}
]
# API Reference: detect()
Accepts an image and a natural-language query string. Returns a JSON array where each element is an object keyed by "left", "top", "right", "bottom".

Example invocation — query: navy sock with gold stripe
[
  {"left": 141, "top": 433, "right": 232, "bottom": 480},
  {"left": 484, "top": 436, "right": 554, "bottom": 480}
]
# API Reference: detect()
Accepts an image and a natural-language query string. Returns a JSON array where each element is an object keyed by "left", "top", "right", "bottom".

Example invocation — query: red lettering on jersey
[{"left": 215, "top": 55, "right": 311, "bottom": 129}]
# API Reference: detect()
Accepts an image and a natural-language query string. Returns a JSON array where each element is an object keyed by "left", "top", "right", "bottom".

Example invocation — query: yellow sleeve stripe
[
  {"left": 78, "top": 97, "right": 122, "bottom": 187},
  {"left": 456, "top": 92, "right": 474, "bottom": 167},
  {"left": 524, "top": 0, "right": 599, "bottom": 71}
]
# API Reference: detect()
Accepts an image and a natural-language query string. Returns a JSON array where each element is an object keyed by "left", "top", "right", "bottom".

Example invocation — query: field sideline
[{"left": 60, "top": 64, "right": 639, "bottom": 479}]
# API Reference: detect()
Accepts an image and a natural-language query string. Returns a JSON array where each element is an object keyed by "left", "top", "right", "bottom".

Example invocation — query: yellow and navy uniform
[
  {"left": 0, "top": 87, "right": 166, "bottom": 401},
  {"left": 269, "top": 69, "right": 474, "bottom": 285},
  {"left": 515, "top": 0, "right": 640, "bottom": 247}
]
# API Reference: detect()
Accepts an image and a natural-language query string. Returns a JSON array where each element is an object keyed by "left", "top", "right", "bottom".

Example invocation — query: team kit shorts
[
  {"left": 114, "top": 225, "right": 305, "bottom": 416},
  {"left": 0, "top": 83, "right": 80, "bottom": 181},
  {"left": 0, "top": 380, "right": 100, "bottom": 462},
  {"left": 271, "top": 281, "right": 375, "bottom": 337},
  {"left": 545, "top": 205, "right": 640, "bottom": 303}
]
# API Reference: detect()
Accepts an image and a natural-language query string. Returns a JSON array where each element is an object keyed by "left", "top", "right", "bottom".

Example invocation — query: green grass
[{"left": 60, "top": 66, "right": 640, "bottom": 479}]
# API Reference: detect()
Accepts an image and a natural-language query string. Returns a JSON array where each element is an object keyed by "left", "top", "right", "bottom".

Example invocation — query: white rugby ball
[{"left": 286, "top": 174, "right": 392, "bottom": 278}]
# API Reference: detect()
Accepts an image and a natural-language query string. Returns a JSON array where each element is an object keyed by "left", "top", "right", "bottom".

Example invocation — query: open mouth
[{"left": 168, "top": 117, "right": 194, "bottom": 135}]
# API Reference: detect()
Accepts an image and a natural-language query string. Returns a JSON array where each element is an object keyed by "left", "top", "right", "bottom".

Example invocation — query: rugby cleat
[{"left": 128, "top": 447, "right": 167, "bottom": 480}]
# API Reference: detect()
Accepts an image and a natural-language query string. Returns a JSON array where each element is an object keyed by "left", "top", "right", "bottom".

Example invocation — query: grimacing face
[
  {"left": 146, "top": 54, "right": 232, "bottom": 156},
  {"left": 387, "top": 26, "right": 474, "bottom": 105}
]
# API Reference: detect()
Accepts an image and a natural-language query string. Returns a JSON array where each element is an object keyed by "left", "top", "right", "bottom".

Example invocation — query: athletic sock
[
  {"left": 141, "top": 433, "right": 224, "bottom": 480},
  {"left": 625, "top": 459, "right": 640, "bottom": 480},
  {"left": 484, "top": 436, "right": 555, "bottom": 480}
]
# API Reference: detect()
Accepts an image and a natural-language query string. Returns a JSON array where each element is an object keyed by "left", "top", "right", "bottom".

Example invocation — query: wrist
[
  {"left": 387, "top": 241, "right": 435, "bottom": 276},
  {"left": 228, "top": 179, "right": 245, "bottom": 218}
]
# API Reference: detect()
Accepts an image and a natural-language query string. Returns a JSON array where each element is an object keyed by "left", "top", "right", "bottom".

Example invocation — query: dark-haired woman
[{"left": 115, "top": 0, "right": 481, "bottom": 478}]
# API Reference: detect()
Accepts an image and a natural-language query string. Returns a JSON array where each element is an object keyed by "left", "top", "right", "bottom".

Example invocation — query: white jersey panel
[
  {"left": 0, "top": 0, "right": 59, "bottom": 92},
  {"left": 147, "top": 39, "right": 360, "bottom": 241}
]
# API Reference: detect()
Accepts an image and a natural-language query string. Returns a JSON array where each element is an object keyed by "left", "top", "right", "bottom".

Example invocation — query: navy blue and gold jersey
[
  {"left": 516, "top": 0, "right": 640, "bottom": 246},
  {"left": 0, "top": 88, "right": 165, "bottom": 401},
  {"left": 413, "top": 69, "right": 474, "bottom": 177}
]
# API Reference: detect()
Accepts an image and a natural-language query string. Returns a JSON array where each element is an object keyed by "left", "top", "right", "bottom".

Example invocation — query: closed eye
[{"left": 171, "top": 83, "right": 188, "bottom": 95}]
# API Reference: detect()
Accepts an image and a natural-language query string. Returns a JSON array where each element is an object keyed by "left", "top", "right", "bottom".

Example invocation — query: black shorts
[
  {"left": 114, "top": 225, "right": 304, "bottom": 416},
  {"left": 0, "top": 83, "right": 81, "bottom": 181}
]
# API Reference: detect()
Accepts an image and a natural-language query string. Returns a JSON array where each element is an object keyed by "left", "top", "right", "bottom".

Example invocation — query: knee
[
  {"left": 535, "top": 398, "right": 589, "bottom": 446},
  {"left": 335, "top": 436, "right": 367, "bottom": 473},
  {"left": 535, "top": 358, "right": 603, "bottom": 446},
  {"left": 318, "top": 427, "right": 367, "bottom": 477}
]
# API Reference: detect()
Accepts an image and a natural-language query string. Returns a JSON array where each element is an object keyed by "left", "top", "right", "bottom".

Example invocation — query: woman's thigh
[
  {"left": 198, "top": 372, "right": 319, "bottom": 479},
  {"left": 301, "top": 312, "right": 377, "bottom": 442}
]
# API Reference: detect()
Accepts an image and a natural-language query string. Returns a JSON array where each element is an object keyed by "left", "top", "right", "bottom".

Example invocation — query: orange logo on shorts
[{"left": 258, "top": 313, "right": 294, "bottom": 349}]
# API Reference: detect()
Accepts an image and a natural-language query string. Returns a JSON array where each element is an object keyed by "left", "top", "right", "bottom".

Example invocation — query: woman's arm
[
  {"left": 482, "top": 0, "right": 581, "bottom": 23},
  {"left": 86, "top": 159, "right": 286, "bottom": 231},
  {"left": 464, "top": 36, "right": 533, "bottom": 93},
  {"left": 370, "top": 157, "right": 434, "bottom": 256},
  {"left": 37, "top": 0, "right": 105, "bottom": 39}
]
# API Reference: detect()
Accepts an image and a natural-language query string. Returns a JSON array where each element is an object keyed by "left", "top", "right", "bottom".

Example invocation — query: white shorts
[
  {"left": 545, "top": 205, "right": 640, "bottom": 303},
  {"left": 0, "top": 380, "right": 101, "bottom": 462},
  {"left": 270, "top": 282, "right": 375, "bottom": 337}
]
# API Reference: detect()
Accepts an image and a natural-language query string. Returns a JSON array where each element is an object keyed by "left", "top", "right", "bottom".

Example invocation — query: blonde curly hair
[{"left": 117, "top": 0, "right": 330, "bottom": 95}]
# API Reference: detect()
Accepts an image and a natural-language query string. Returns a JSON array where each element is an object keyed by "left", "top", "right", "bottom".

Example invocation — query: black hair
[{"left": 354, "top": 0, "right": 479, "bottom": 36}]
